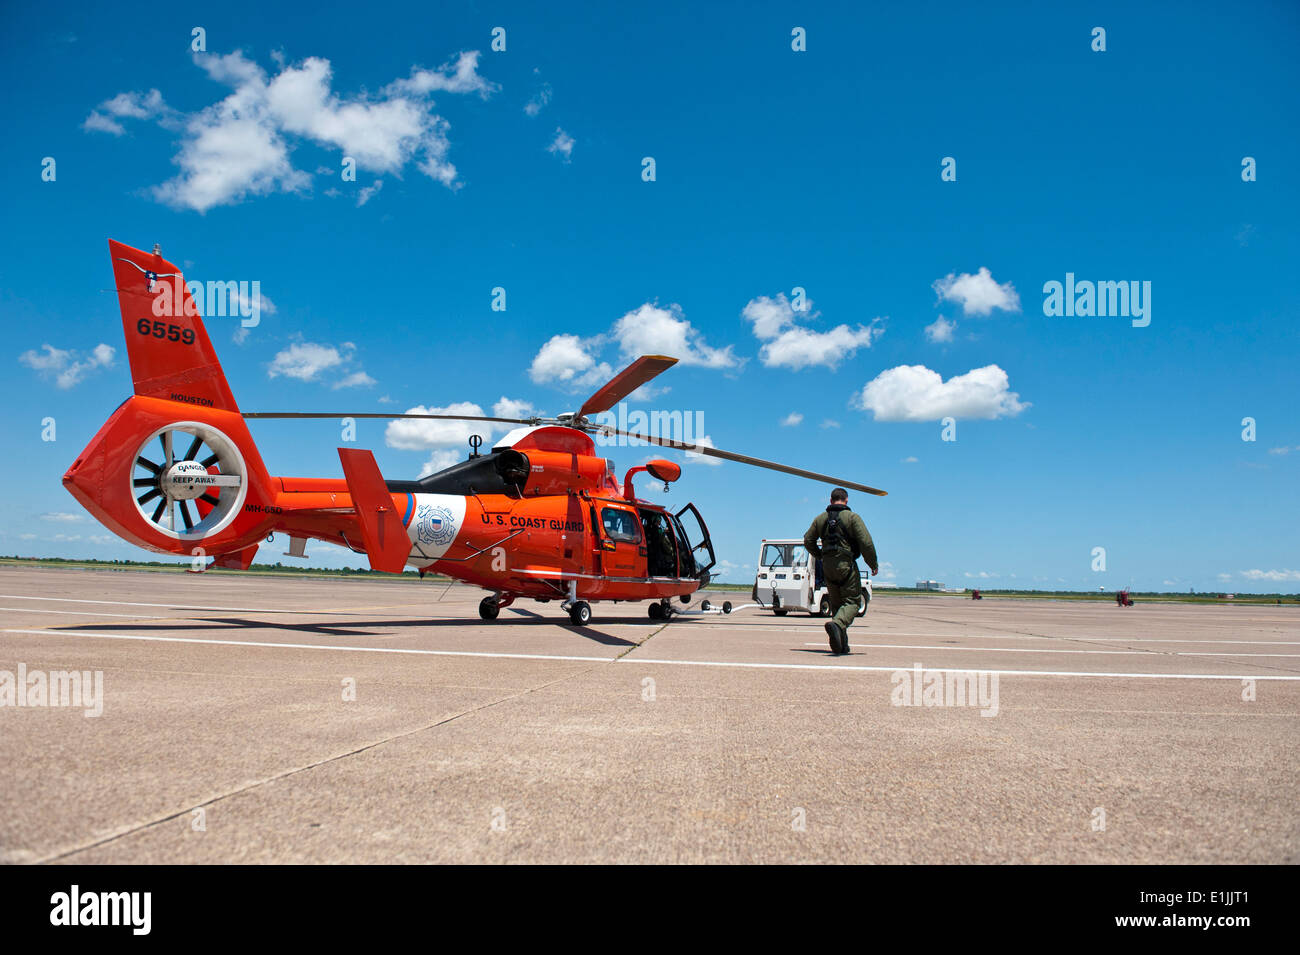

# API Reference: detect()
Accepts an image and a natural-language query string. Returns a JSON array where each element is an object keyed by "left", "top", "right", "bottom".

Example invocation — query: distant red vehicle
[{"left": 1116, "top": 589, "right": 1134, "bottom": 607}]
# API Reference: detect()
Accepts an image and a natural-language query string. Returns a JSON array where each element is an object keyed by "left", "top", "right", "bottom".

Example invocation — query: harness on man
[{"left": 824, "top": 506, "right": 859, "bottom": 559}]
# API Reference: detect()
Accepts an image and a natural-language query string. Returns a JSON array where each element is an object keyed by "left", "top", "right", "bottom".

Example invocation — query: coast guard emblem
[{"left": 415, "top": 504, "right": 457, "bottom": 547}]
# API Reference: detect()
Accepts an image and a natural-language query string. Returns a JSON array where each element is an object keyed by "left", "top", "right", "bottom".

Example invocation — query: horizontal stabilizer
[
  {"left": 338, "top": 448, "right": 409, "bottom": 574},
  {"left": 211, "top": 544, "right": 259, "bottom": 570}
]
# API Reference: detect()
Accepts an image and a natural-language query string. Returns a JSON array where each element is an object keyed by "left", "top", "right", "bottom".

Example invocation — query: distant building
[{"left": 915, "top": 580, "right": 945, "bottom": 591}]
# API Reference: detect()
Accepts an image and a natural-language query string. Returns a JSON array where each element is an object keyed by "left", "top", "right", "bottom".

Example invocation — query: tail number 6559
[{"left": 136, "top": 318, "right": 195, "bottom": 345}]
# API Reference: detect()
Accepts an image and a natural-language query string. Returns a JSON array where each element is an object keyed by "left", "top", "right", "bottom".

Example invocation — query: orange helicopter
[{"left": 64, "top": 239, "right": 887, "bottom": 625}]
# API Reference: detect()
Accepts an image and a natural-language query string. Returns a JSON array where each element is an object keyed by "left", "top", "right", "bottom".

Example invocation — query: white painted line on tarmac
[
  {"left": 687, "top": 623, "right": 1299, "bottom": 645},
  {"left": 0, "top": 629, "right": 613, "bottom": 663},
  {"left": 4, "top": 628, "right": 1298, "bottom": 680},
  {"left": 627, "top": 656, "right": 1300, "bottom": 680},
  {"left": 0, "top": 594, "right": 362, "bottom": 614},
  {"left": 0, "top": 607, "right": 168, "bottom": 619},
  {"left": 799, "top": 642, "right": 1300, "bottom": 657},
  {"left": 0, "top": 595, "right": 653, "bottom": 626}
]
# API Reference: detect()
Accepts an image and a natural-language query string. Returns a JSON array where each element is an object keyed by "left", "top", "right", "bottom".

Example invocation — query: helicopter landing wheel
[
  {"left": 479, "top": 597, "right": 500, "bottom": 620},
  {"left": 568, "top": 601, "right": 591, "bottom": 626},
  {"left": 648, "top": 602, "right": 665, "bottom": 621}
]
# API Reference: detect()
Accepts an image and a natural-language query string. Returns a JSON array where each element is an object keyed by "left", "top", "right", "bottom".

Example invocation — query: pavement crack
[
  {"left": 613, "top": 621, "right": 670, "bottom": 660},
  {"left": 34, "top": 666, "right": 598, "bottom": 864}
]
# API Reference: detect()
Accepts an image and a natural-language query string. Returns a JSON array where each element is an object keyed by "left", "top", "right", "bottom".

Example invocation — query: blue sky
[{"left": 2, "top": 1, "right": 1297, "bottom": 592}]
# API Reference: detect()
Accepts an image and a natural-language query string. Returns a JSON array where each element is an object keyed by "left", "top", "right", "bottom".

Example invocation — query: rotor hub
[{"left": 163, "top": 460, "right": 215, "bottom": 500}]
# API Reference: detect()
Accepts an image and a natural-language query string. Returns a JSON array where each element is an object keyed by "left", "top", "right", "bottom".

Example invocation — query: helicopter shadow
[{"left": 52, "top": 615, "right": 640, "bottom": 647}]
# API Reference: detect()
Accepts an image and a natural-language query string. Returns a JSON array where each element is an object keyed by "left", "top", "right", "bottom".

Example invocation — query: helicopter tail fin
[
  {"left": 339, "top": 448, "right": 410, "bottom": 573},
  {"left": 108, "top": 238, "right": 240, "bottom": 412}
]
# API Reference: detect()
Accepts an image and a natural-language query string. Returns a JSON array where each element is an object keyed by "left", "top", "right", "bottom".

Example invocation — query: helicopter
[{"left": 63, "top": 239, "right": 887, "bottom": 626}]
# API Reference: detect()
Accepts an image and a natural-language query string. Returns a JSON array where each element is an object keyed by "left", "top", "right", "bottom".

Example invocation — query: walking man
[{"left": 804, "top": 488, "right": 878, "bottom": 654}]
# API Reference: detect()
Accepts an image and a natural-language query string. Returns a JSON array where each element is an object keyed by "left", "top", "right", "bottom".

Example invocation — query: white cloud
[
  {"left": 684, "top": 434, "right": 723, "bottom": 466},
  {"left": 924, "top": 315, "right": 956, "bottom": 343},
  {"left": 356, "top": 180, "right": 384, "bottom": 206},
  {"left": 268, "top": 341, "right": 373, "bottom": 388},
  {"left": 94, "top": 49, "right": 493, "bottom": 212},
  {"left": 420, "top": 449, "right": 463, "bottom": 477},
  {"left": 333, "top": 371, "right": 377, "bottom": 389},
  {"left": 781, "top": 412, "right": 803, "bottom": 427},
  {"left": 932, "top": 267, "right": 1020, "bottom": 316},
  {"left": 547, "top": 127, "right": 574, "bottom": 162},
  {"left": 528, "top": 334, "right": 612, "bottom": 389},
  {"left": 387, "top": 51, "right": 497, "bottom": 98},
  {"left": 268, "top": 342, "right": 345, "bottom": 381},
  {"left": 40, "top": 512, "right": 84, "bottom": 522},
  {"left": 524, "top": 82, "right": 553, "bottom": 116},
  {"left": 819, "top": 419, "right": 840, "bottom": 429},
  {"left": 530, "top": 303, "right": 738, "bottom": 394},
  {"left": 1267, "top": 446, "right": 1300, "bottom": 455},
  {"left": 493, "top": 397, "right": 537, "bottom": 419},
  {"left": 612, "top": 303, "right": 738, "bottom": 369},
  {"left": 84, "top": 89, "right": 177, "bottom": 135},
  {"left": 385, "top": 402, "right": 492, "bottom": 452},
  {"left": 83, "top": 112, "right": 127, "bottom": 136},
  {"left": 853, "top": 364, "right": 1029, "bottom": 421},
  {"left": 19, "top": 342, "right": 115, "bottom": 388},
  {"left": 742, "top": 293, "right": 882, "bottom": 370},
  {"left": 901, "top": 456, "right": 918, "bottom": 463},
  {"left": 1239, "top": 569, "right": 1300, "bottom": 582}
]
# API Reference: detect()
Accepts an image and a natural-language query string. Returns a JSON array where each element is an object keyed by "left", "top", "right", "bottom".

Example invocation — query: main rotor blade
[
  {"left": 576, "top": 355, "right": 678, "bottom": 420},
  {"left": 591, "top": 425, "right": 888, "bottom": 496},
  {"left": 243, "top": 413, "right": 537, "bottom": 425}
]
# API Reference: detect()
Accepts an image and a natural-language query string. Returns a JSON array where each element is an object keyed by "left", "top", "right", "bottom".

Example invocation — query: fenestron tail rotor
[{"left": 131, "top": 423, "right": 248, "bottom": 539}]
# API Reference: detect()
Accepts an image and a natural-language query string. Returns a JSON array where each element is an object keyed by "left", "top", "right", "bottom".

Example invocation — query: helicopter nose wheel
[
  {"left": 478, "top": 596, "right": 500, "bottom": 620},
  {"left": 567, "top": 601, "right": 591, "bottom": 626},
  {"left": 647, "top": 599, "right": 674, "bottom": 621}
]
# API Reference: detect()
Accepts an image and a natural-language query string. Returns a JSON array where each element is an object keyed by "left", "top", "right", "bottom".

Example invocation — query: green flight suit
[{"left": 804, "top": 504, "right": 878, "bottom": 631}]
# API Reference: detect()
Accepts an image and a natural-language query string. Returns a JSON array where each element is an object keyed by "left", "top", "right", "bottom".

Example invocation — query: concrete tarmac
[{"left": 1, "top": 565, "right": 1296, "bottom": 864}]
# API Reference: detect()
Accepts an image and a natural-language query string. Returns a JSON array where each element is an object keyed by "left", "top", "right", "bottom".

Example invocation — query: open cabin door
[{"left": 673, "top": 503, "right": 716, "bottom": 579}]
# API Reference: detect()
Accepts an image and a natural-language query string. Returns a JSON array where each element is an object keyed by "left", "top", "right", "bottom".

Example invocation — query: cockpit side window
[{"left": 601, "top": 507, "right": 642, "bottom": 544}]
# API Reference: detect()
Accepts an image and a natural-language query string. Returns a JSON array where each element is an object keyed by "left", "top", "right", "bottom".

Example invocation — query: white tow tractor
[{"left": 751, "top": 539, "right": 869, "bottom": 617}]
